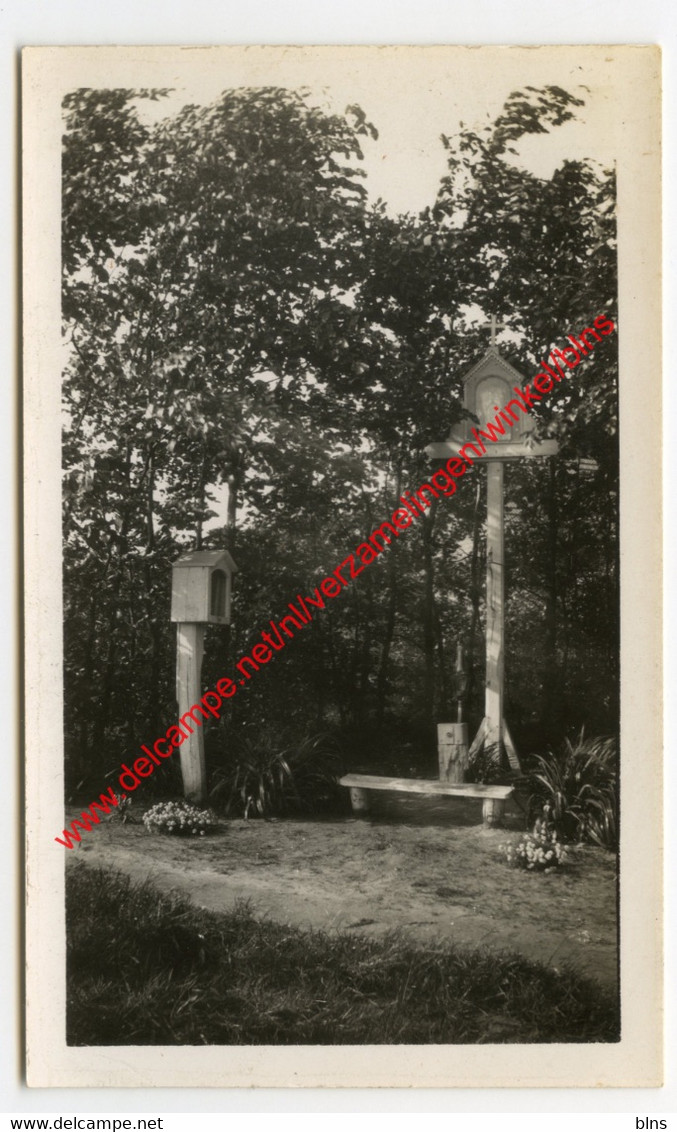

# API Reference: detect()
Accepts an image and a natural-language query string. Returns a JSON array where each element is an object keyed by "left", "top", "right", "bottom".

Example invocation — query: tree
[
  {"left": 62, "top": 81, "right": 619, "bottom": 796},
  {"left": 62, "top": 86, "right": 379, "bottom": 788},
  {"left": 428, "top": 84, "right": 619, "bottom": 745}
]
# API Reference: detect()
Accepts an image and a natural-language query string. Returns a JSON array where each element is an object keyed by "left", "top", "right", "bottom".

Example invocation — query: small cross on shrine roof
[{"left": 486, "top": 314, "right": 507, "bottom": 347}]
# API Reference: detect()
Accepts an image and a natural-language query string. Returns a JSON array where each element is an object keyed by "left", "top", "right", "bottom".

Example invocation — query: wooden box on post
[
  {"left": 171, "top": 549, "right": 237, "bottom": 625},
  {"left": 171, "top": 549, "right": 237, "bottom": 804}
]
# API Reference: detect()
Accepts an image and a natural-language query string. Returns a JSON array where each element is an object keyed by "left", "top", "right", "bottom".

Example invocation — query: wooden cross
[{"left": 486, "top": 314, "right": 507, "bottom": 346}]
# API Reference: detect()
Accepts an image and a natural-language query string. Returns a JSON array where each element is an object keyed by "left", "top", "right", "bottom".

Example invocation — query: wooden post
[
  {"left": 485, "top": 460, "right": 505, "bottom": 755},
  {"left": 454, "top": 642, "right": 467, "bottom": 723},
  {"left": 437, "top": 723, "right": 469, "bottom": 783},
  {"left": 469, "top": 460, "right": 520, "bottom": 772},
  {"left": 349, "top": 787, "right": 370, "bottom": 814},
  {"left": 482, "top": 798, "right": 505, "bottom": 828},
  {"left": 175, "top": 622, "right": 207, "bottom": 803}
]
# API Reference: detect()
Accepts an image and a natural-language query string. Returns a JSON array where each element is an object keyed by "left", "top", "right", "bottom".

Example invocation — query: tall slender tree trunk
[
  {"left": 421, "top": 499, "right": 439, "bottom": 725},
  {"left": 432, "top": 597, "right": 451, "bottom": 719},
  {"left": 356, "top": 580, "right": 375, "bottom": 728},
  {"left": 313, "top": 622, "right": 326, "bottom": 729},
  {"left": 325, "top": 615, "right": 348, "bottom": 728},
  {"left": 146, "top": 450, "right": 155, "bottom": 550},
  {"left": 220, "top": 465, "right": 240, "bottom": 670},
  {"left": 225, "top": 469, "right": 239, "bottom": 549},
  {"left": 75, "top": 592, "right": 98, "bottom": 784},
  {"left": 375, "top": 467, "right": 402, "bottom": 728},
  {"left": 541, "top": 460, "right": 559, "bottom": 733},
  {"left": 142, "top": 449, "right": 162, "bottom": 736},
  {"left": 465, "top": 477, "right": 484, "bottom": 724},
  {"left": 90, "top": 632, "right": 118, "bottom": 771}
]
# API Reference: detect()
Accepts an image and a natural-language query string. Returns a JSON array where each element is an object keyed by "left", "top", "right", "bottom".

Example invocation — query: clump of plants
[
  {"left": 103, "top": 792, "right": 133, "bottom": 823},
  {"left": 209, "top": 730, "right": 342, "bottom": 818},
  {"left": 501, "top": 808, "right": 566, "bottom": 872},
  {"left": 143, "top": 800, "right": 217, "bottom": 837},
  {"left": 465, "top": 742, "right": 515, "bottom": 786},
  {"left": 520, "top": 732, "right": 618, "bottom": 850}
]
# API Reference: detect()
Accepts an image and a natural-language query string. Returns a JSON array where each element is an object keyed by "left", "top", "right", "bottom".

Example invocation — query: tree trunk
[
  {"left": 220, "top": 466, "right": 240, "bottom": 669},
  {"left": 541, "top": 459, "right": 559, "bottom": 732},
  {"left": 432, "top": 594, "right": 451, "bottom": 719},
  {"left": 146, "top": 450, "right": 155, "bottom": 551},
  {"left": 90, "top": 630, "right": 118, "bottom": 769},
  {"left": 375, "top": 467, "right": 402, "bottom": 728},
  {"left": 75, "top": 592, "right": 98, "bottom": 784},
  {"left": 465, "top": 477, "right": 484, "bottom": 724},
  {"left": 421, "top": 498, "right": 439, "bottom": 725},
  {"left": 325, "top": 615, "right": 348, "bottom": 728},
  {"left": 225, "top": 470, "right": 239, "bottom": 549}
]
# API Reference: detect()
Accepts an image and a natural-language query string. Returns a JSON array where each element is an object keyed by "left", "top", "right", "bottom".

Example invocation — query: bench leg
[
  {"left": 349, "top": 787, "right": 370, "bottom": 815},
  {"left": 482, "top": 798, "right": 505, "bottom": 828}
]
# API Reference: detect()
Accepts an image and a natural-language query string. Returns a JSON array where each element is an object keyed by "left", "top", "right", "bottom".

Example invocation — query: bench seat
[{"left": 339, "top": 773, "right": 513, "bottom": 827}]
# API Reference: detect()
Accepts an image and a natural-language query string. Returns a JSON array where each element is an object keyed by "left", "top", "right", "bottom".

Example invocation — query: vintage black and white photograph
[{"left": 22, "top": 45, "right": 662, "bottom": 1088}]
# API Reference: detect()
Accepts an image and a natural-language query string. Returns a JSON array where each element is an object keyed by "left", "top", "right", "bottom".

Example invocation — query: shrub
[
  {"left": 209, "top": 730, "right": 343, "bottom": 818},
  {"left": 143, "top": 799, "right": 217, "bottom": 837},
  {"left": 520, "top": 732, "right": 618, "bottom": 850},
  {"left": 465, "top": 741, "right": 515, "bottom": 785},
  {"left": 104, "top": 792, "right": 132, "bottom": 823},
  {"left": 501, "top": 809, "right": 566, "bottom": 871}
]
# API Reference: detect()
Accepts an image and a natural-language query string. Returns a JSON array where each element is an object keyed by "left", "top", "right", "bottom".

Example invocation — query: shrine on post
[
  {"left": 425, "top": 320, "right": 558, "bottom": 772},
  {"left": 171, "top": 549, "right": 237, "bottom": 802}
]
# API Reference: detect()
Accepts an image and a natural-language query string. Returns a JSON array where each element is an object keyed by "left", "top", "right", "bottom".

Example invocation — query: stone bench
[{"left": 339, "top": 773, "right": 513, "bottom": 828}]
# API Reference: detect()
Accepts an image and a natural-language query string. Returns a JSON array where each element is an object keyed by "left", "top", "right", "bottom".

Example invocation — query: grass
[{"left": 67, "top": 864, "right": 620, "bottom": 1046}]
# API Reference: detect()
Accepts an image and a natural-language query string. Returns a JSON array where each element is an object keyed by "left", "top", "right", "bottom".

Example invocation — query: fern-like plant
[
  {"left": 465, "top": 741, "right": 515, "bottom": 785},
  {"left": 209, "top": 731, "right": 342, "bottom": 818},
  {"left": 520, "top": 732, "right": 618, "bottom": 850}
]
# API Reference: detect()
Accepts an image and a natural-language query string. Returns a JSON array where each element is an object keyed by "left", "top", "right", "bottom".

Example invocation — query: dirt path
[{"left": 70, "top": 794, "right": 618, "bottom": 991}]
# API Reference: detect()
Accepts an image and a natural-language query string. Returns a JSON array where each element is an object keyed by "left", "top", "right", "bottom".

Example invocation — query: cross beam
[{"left": 486, "top": 314, "right": 507, "bottom": 347}]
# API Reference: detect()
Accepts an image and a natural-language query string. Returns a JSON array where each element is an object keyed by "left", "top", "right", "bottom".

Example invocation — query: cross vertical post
[
  {"left": 425, "top": 334, "right": 558, "bottom": 776},
  {"left": 488, "top": 314, "right": 507, "bottom": 347},
  {"left": 485, "top": 460, "right": 504, "bottom": 751}
]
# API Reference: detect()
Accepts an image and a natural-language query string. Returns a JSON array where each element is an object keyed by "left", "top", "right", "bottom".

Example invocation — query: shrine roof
[
  {"left": 461, "top": 346, "right": 528, "bottom": 387},
  {"left": 173, "top": 549, "right": 238, "bottom": 571}
]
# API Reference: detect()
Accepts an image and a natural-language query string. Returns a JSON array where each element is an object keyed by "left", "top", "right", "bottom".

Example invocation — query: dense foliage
[{"left": 62, "top": 84, "right": 618, "bottom": 797}]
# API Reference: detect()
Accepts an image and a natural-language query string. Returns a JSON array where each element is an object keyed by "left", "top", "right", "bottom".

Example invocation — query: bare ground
[{"left": 68, "top": 793, "right": 618, "bottom": 991}]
